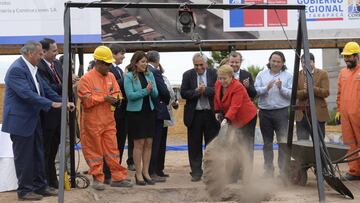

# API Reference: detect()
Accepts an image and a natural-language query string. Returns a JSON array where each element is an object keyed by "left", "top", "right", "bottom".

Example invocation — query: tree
[
  {"left": 246, "top": 65, "right": 264, "bottom": 79},
  {"left": 210, "top": 51, "right": 230, "bottom": 68}
]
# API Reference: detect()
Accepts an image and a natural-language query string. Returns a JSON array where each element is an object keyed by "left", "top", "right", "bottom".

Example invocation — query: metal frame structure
[{"left": 60, "top": 2, "right": 324, "bottom": 203}]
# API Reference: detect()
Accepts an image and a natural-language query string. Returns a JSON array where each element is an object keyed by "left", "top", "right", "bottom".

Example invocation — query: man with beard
[{"left": 337, "top": 41, "right": 360, "bottom": 181}]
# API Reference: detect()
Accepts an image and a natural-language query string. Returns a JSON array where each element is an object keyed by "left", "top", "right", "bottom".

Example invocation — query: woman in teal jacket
[{"left": 124, "top": 51, "right": 158, "bottom": 185}]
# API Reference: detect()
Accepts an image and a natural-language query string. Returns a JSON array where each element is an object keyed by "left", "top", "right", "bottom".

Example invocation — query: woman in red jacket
[{"left": 214, "top": 65, "right": 257, "bottom": 181}]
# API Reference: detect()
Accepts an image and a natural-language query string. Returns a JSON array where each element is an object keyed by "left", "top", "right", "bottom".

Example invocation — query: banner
[
  {"left": 0, "top": 0, "right": 101, "bottom": 44},
  {"left": 224, "top": 0, "right": 360, "bottom": 31}
]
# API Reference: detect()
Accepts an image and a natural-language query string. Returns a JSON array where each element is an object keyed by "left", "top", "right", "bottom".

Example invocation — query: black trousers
[
  {"left": 188, "top": 110, "right": 219, "bottom": 177},
  {"left": 104, "top": 108, "right": 133, "bottom": 180},
  {"left": 11, "top": 121, "right": 47, "bottom": 198},
  {"left": 296, "top": 112, "right": 326, "bottom": 140},
  {"left": 157, "top": 127, "right": 168, "bottom": 175},
  {"left": 230, "top": 115, "right": 257, "bottom": 181},
  {"left": 149, "top": 119, "right": 164, "bottom": 175},
  {"left": 259, "top": 108, "right": 289, "bottom": 174},
  {"left": 42, "top": 126, "right": 60, "bottom": 188}
]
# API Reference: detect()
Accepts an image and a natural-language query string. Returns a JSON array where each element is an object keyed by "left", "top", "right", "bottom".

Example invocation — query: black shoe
[
  {"left": 49, "top": 180, "right": 59, "bottom": 189},
  {"left": 143, "top": 175, "right": 156, "bottom": 185},
  {"left": 35, "top": 187, "right": 58, "bottom": 197},
  {"left": 191, "top": 176, "right": 201, "bottom": 182},
  {"left": 104, "top": 178, "right": 111, "bottom": 185},
  {"left": 341, "top": 173, "right": 360, "bottom": 181},
  {"left": 19, "top": 192, "right": 43, "bottom": 201},
  {"left": 135, "top": 175, "right": 146, "bottom": 186},
  {"left": 157, "top": 171, "right": 170, "bottom": 177},
  {"left": 150, "top": 174, "right": 166, "bottom": 182},
  {"left": 128, "top": 164, "right": 136, "bottom": 171}
]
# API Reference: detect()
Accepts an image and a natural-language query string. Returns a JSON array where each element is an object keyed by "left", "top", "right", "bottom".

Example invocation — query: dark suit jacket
[
  {"left": 2, "top": 57, "right": 61, "bottom": 137},
  {"left": 180, "top": 68, "right": 217, "bottom": 127},
  {"left": 37, "top": 59, "right": 63, "bottom": 130},
  {"left": 110, "top": 64, "right": 127, "bottom": 114},
  {"left": 147, "top": 64, "right": 171, "bottom": 120},
  {"left": 239, "top": 69, "right": 257, "bottom": 99},
  {"left": 295, "top": 68, "right": 330, "bottom": 122}
]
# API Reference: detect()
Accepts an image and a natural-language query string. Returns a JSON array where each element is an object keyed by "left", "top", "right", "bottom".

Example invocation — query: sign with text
[
  {"left": 224, "top": 0, "right": 360, "bottom": 32},
  {"left": 0, "top": 0, "right": 101, "bottom": 44}
]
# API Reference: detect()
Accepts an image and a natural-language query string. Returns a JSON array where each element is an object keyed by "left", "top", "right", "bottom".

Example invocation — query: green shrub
[{"left": 327, "top": 108, "right": 338, "bottom": 126}]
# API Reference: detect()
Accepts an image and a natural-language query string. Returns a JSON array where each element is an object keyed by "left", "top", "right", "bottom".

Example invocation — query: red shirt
[{"left": 214, "top": 79, "right": 257, "bottom": 128}]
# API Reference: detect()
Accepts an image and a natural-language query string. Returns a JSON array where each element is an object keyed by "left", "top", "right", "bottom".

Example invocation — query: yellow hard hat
[
  {"left": 93, "top": 45, "right": 115, "bottom": 63},
  {"left": 341, "top": 42, "right": 360, "bottom": 55}
]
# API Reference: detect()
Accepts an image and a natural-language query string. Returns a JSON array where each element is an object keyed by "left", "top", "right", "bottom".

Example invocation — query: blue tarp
[{"left": 75, "top": 143, "right": 279, "bottom": 151}]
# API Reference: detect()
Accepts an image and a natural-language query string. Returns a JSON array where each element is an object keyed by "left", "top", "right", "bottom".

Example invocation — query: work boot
[
  {"left": 18, "top": 192, "right": 43, "bottom": 201},
  {"left": 92, "top": 179, "right": 105, "bottom": 190},
  {"left": 110, "top": 179, "right": 133, "bottom": 188}
]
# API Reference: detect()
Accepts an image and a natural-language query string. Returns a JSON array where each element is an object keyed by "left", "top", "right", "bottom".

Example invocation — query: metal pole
[
  {"left": 58, "top": 5, "right": 71, "bottom": 203},
  {"left": 287, "top": 12, "right": 303, "bottom": 149},
  {"left": 285, "top": 12, "right": 303, "bottom": 179},
  {"left": 77, "top": 48, "right": 84, "bottom": 77},
  {"left": 65, "top": 2, "right": 304, "bottom": 10},
  {"left": 300, "top": 9, "right": 325, "bottom": 203},
  {"left": 68, "top": 49, "right": 76, "bottom": 189}
]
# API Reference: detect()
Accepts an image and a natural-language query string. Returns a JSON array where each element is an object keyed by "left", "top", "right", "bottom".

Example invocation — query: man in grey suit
[{"left": 180, "top": 53, "right": 219, "bottom": 182}]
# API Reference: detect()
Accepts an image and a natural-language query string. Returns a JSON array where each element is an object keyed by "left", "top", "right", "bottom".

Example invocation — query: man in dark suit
[
  {"left": 180, "top": 53, "right": 219, "bottom": 182},
  {"left": 228, "top": 51, "right": 257, "bottom": 99},
  {"left": 2, "top": 41, "right": 74, "bottom": 201},
  {"left": 37, "top": 38, "right": 62, "bottom": 189},
  {"left": 103, "top": 44, "right": 135, "bottom": 184},
  {"left": 147, "top": 50, "right": 170, "bottom": 182}
]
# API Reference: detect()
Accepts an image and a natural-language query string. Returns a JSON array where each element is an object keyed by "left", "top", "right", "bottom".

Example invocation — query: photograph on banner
[
  {"left": 100, "top": 0, "right": 360, "bottom": 42},
  {"left": 0, "top": 0, "right": 101, "bottom": 44},
  {"left": 100, "top": 0, "right": 259, "bottom": 42}
]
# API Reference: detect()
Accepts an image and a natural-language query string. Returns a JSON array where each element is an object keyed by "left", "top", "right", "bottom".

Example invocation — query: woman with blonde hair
[{"left": 214, "top": 65, "right": 257, "bottom": 182}]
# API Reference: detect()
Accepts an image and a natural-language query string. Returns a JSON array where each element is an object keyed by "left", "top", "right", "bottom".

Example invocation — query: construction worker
[
  {"left": 77, "top": 46, "right": 133, "bottom": 190},
  {"left": 337, "top": 41, "right": 360, "bottom": 181}
]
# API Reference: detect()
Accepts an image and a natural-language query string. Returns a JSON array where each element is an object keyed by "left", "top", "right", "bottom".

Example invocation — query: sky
[{"left": 0, "top": 49, "right": 323, "bottom": 85}]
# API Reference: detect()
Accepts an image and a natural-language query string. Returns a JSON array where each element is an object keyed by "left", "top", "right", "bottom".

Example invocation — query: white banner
[
  {"left": 224, "top": 0, "right": 360, "bottom": 31},
  {"left": 0, "top": 0, "right": 101, "bottom": 44}
]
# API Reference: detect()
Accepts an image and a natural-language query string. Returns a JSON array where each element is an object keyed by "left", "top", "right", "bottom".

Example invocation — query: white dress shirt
[{"left": 22, "top": 56, "right": 40, "bottom": 95}]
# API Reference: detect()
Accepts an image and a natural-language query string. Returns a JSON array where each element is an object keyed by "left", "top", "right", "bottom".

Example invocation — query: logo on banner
[
  {"left": 348, "top": 0, "right": 360, "bottom": 19},
  {"left": 297, "top": 0, "right": 344, "bottom": 21}
]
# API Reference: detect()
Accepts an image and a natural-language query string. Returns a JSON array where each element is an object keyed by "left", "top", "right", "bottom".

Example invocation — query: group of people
[
  {"left": 2, "top": 40, "right": 360, "bottom": 200},
  {"left": 180, "top": 42, "right": 360, "bottom": 183},
  {"left": 78, "top": 47, "right": 178, "bottom": 190}
]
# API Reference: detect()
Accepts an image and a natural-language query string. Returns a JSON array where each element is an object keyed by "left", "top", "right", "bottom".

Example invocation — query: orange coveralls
[
  {"left": 77, "top": 69, "right": 127, "bottom": 182},
  {"left": 337, "top": 64, "right": 360, "bottom": 176}
]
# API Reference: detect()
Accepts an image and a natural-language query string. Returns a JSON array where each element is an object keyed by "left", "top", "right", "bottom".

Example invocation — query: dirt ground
[{"left": 1, "top": 133, "right": 359, "bottom": 203}]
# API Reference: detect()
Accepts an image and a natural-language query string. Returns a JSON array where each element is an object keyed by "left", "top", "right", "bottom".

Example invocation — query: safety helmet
[
  {"left": 93, "top": 46, "right": 115, "bottom": 63},
  {"left": 341, "top": 42, "right": 360, "bottom": 55}
]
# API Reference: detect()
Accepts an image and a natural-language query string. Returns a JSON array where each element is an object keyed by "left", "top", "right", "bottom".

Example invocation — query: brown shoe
[{"left": 19, "top": 192, "right": 43, "bottom": 201}]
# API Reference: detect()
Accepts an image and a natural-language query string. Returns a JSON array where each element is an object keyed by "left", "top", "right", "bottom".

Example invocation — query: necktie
[
  {"left": 116, "top": 66, "right": 122, "bottom": 79},
  {"left": 50, "top": 62, "right": 62, "bottom": 85},
  {"left": 198, "top": 75, "right": 208, "bottom": 109}
]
